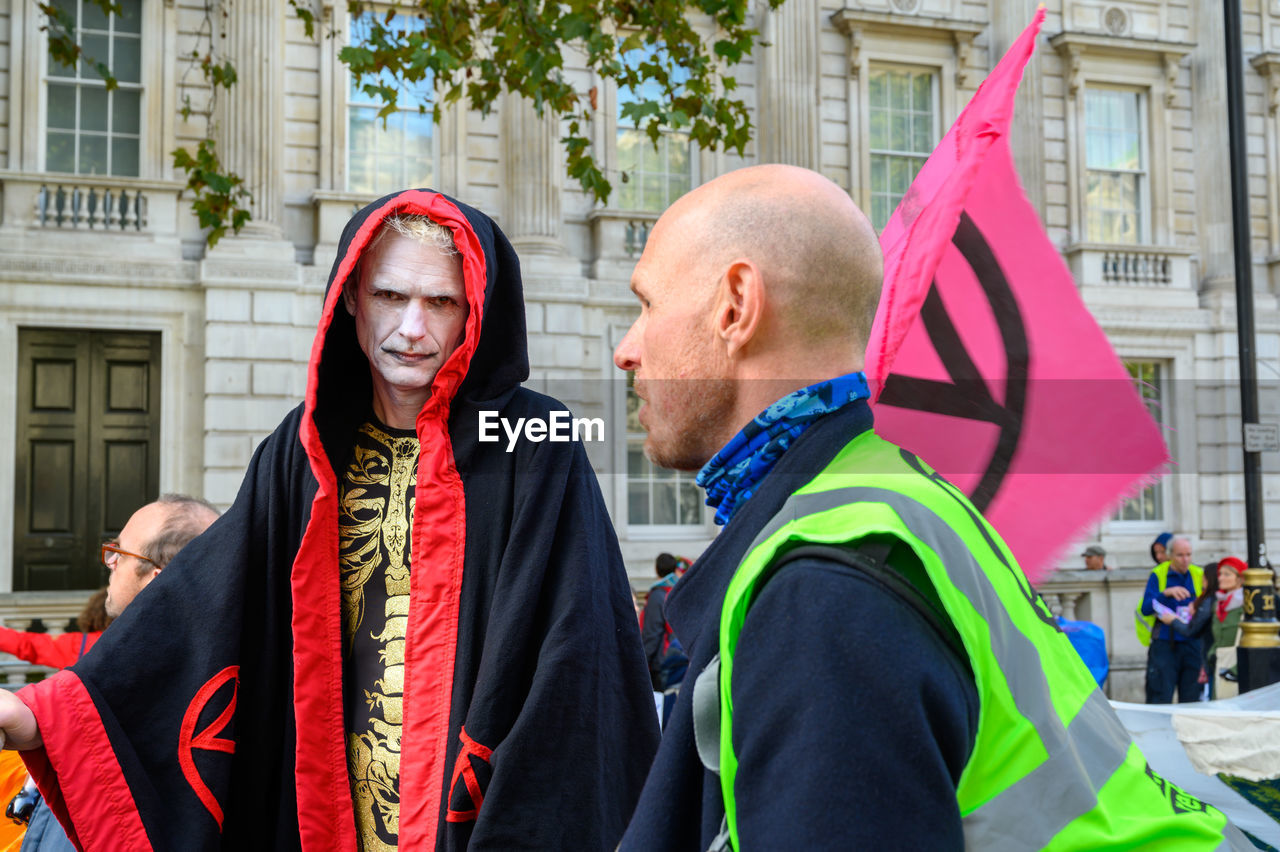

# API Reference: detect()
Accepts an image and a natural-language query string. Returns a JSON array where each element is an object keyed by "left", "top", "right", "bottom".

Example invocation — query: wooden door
[{"left": 13, "top": 328, "right": 161, "bottom": 590}]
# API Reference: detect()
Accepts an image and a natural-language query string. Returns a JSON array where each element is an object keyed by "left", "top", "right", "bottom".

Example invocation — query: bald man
[{"left": 615, "top": 165, "right": 1250, "bottom": 850}]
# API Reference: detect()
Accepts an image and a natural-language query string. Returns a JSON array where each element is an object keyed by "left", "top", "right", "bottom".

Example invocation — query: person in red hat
[{"left": 1210, "top": 557, "right": 1247, "bottom": 689}]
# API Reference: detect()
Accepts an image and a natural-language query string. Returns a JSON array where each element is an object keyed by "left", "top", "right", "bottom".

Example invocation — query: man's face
[
  {"left": 1169, "top": 540, "right": 1192, "bottom": 573},
  {"left": 344, "top": 230, "right": 469, "bottom": 418},
  {"left": 105, "top": 502, "right": 168, "bottom": 617},
  {"left": 1084, "top": 554, "right": 1104, "bottom": 570},
  {"left": 613, "top": 222, "right": 735, "bottom": 471}
]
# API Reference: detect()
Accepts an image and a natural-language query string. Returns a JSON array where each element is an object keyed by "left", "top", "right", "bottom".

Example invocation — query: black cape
[{"left": 23, "top": 190, "right": 659, "bottom": 851}]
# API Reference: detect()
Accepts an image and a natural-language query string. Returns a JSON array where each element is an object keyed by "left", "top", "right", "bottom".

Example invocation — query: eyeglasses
[{"left": 101, "top": 542, "right": 160, "bottom": 571}]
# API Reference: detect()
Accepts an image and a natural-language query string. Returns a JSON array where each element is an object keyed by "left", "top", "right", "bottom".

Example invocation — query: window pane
[
  {"left": 48, "top": 84, "right": 77, "bottom": 130},
  {"left": 652, "top": 482, "right": 677, "bottom": 525},
  {"left": 627, "top": 483, "right": 650, "bottom": 525},
  {"left": 113, "top": 36, "right": 141, "bottom": 85},
  {"left": 79, "top": 134, "right": 108, "bottom": 175},
  {"left": 375, "top": 157, "right": 399, "bottom": 194},
  {"left": 890, "top": 113, "right": 909, "bottom": 149},
  {"left": 869, "top": 70, "right": 886, "bottom": 107},
  {"left": 80, "top": 88, "right": 108, "bottom": 132},
  {"left": 912, "top": 116, "right": 931, "bottom": 154},
  {"left": 869, "top": 108, "right": 886, "bottom": 149},
  {"left": 46, "top": 131, "right": 76, "bottom": 173},
  {"left": 348, "top": 156, "right": 371, "bottom": 195},
  {"left": 112, "top": 88, "right": 140, "bottom": 133},
  {"left": 889, "top": 157, "right": 909, "bottom": 194},
  {"left": 642, "top": 174, "right": 664, "bottom": 210},
  {"left": 870, "top": 156, "right": 886, "bottom": 192},
  {"left": 890, "top": 72, "right": 908, "bottom": 110},
  {"left": 80, "top": 33, "right": 110, "bottom": 77},
  {"left": 912, "top": 73, "right": 931, "bottom": 112},
  {"left": 404, "top": 111, "right": 432, "bottom": 157},
  {"left": 679, "top": 483, "right": 702, "bottom": 525},
  {"left": 82, "top": 0, "right": 108, "bottom": 31},
  {"left": 115, "top": 0, "right": 142, "bottom": 34},
  {"left": 111, "top": 136, "right": 138, "bottom": 176},
  {"left": 627, "top": 446, "right": 646, "bottom": 476}
]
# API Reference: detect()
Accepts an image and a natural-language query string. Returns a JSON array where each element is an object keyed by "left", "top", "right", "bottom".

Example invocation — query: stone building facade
[{"left": 1, "top": 0, "right": 1278, "bottom": 698}]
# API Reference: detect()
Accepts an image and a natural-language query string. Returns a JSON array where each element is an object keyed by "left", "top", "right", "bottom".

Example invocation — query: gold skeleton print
[{"left": 339, "top": 421, "right": 418, "bottom": 852}]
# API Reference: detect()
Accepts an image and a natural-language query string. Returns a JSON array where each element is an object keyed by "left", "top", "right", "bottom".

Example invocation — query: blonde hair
[
  {"left": 370, "top": 214, "right": 458, "bottom": 255},
  {"left": 347, "top": 214, "right": 460, "bottom": 298}
]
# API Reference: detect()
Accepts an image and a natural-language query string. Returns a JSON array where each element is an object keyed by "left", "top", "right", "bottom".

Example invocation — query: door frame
[{"left": 0, "top": 305, "right": 196, "bottom": 592}]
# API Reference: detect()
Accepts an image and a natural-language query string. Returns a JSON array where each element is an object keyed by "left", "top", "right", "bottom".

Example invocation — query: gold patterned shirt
[{"left": 339, "top": 419, "right": 418, "bottom": 852}]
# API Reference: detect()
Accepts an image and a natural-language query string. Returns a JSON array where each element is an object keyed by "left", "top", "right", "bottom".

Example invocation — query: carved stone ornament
[
  {"left": 890, "top": 0, "right": 921, "bottom": 13},
  {"left": 1103, "top": 6, "right": 1129, "bottom": 37}
]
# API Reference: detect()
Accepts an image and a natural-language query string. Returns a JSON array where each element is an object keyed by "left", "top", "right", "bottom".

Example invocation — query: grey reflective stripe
[
  {"left": 1219, "top": 821, "right": 1256, "bottom": 851},
  {"left": 744, "top": 485, "right": 1134, "bottom": 848},
  {"left": 692, "top": 653, "right": 721, "bottom": 774},
  {"left": 706, "top": 815, "right": 731, "bottom": 852},
  {"left": 962, "top": 690, "right": 1129, "bottom": 850}
]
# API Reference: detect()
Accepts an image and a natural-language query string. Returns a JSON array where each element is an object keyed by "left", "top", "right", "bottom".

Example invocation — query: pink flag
[{"left": 867, "top": 8, "right": 1168, "bottom": 582}]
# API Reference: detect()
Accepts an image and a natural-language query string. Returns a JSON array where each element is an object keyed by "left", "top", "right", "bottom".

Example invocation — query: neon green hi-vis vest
[
  {"left": 1134, "top": 561, "right": 1205, "bottom": 647},
  {"left": 690, "top": 431, "right": 1249, "bottom": 851}
]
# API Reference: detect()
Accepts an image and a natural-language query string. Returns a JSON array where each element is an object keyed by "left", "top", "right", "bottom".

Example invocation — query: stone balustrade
[
  {"left": 33, "top": 182, "right": 148, "bottom": 231},
  {"left": 586, "top": 208, "right": 660, "bottom": 282},
  {"left": 0, "top": 590, "right": 93, "bottom": 686},
  {"left": 0, "top": 171, "right": 184, "bottom": 243},
  {"left": 1063, "top": 242, "right": 1194, "bottom": 289}
]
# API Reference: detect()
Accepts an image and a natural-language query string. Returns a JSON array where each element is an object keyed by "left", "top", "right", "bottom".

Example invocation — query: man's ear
[
  {"left": 715, "top": 258, "right": 764, "bottom": 359},
  {"left": 342, "top": 269, "right": 359, "bottom": 316}
]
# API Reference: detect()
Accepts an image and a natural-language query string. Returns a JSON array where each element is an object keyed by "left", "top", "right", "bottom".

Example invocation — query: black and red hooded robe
[{"left": 18, "top": 190, "right": 659, "bottom": 851}]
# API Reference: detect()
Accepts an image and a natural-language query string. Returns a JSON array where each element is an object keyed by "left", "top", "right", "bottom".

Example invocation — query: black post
[{"left": 1223, "top": 0, "right": 1280, "bottom": 691}]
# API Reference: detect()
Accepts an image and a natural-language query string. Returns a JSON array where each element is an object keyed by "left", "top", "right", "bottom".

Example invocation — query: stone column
[
  {"left": 502, "top": 94, "right": 566, "bottom": 256},
  {"left": 217, "top": 0, "right": 285, "bottom": 238},
  {"left": 757, "top": 2, "right": 820, "bottom": 169},
  {"left": 993, "top": 0, "right": 1046, "bottom": 217},
  {"left": 1192, "top": 0, "right": 1234, "bottom": 291}
]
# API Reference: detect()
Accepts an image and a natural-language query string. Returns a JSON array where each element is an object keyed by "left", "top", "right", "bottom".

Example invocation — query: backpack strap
[{"left": 691, "top": 536, "right": 972, "bottom": 836}]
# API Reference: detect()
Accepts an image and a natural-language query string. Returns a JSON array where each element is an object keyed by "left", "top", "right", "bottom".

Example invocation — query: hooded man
[
  {"left": 0, "top": 191, "right": 658, "bottom": 851},
  {"left": 614, "top": 164, "right": 1249, "bottom": 850}
]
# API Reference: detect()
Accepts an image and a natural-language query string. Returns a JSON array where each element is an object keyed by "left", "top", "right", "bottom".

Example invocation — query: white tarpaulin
[{"left": 1113, "top": 681, "right": 1280, "bottom": 847}]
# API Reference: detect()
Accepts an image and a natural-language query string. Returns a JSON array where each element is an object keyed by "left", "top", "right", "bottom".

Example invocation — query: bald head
[{"left": 655, "top": 164, "right": 883, "bottom": 352}]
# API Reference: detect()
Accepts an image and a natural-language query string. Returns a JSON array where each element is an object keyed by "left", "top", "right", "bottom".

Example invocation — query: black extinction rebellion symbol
[{"left": 879, "top": 212, "right": 1029, "bottom": 513}]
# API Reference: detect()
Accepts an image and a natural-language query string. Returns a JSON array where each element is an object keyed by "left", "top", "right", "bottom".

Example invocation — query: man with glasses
[
  {"left": 101, "top": 495, "right": 220, "bottom": 618},
  {"left": 10, "top": 494, "right": 217, "bottom": 852}
]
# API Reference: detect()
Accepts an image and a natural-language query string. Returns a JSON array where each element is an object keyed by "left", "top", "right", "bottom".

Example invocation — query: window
[
  {"left": 868, "top": 67, "right": 937, "bottom": 231},
  {"left": 615, "top": 47, "right": 692, "bottom": 212},
  {"left": 624, "top": 374, "right": 703, "bottom": 528},
  {"left": 346, "top": 11, "right": 435, "bottom": 195},
  {"left": 1085, "top": 88, "right": 1146, "bottom": 244},
  {"left": 1113, "top": 361, "right": 1164, "bottom": 522},
  {"left": 45, "top": 0, "right": 142, "bottom": 176}
]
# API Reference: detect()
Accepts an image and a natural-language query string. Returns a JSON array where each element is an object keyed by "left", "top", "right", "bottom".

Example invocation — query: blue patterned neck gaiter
[{"left": 696, "top": 372, "right": 871, "bottom": 526}]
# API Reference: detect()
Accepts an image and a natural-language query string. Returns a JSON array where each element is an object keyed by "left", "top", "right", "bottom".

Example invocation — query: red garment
[
  {"left": 1216, "top": 588, "right": 1244, "bottom": 623},
  {"left": 0, "top": 626, "right": 99, "bottom": 669}
]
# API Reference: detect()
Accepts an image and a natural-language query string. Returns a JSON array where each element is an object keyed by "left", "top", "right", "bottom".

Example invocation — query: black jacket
[{"left": 23, "top": 190, "right": 659, "bottom": 851}]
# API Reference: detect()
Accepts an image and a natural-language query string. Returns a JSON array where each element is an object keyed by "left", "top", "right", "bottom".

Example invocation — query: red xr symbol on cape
[{"left": 177, "top": 665, "right": 239, "bottom": 828}]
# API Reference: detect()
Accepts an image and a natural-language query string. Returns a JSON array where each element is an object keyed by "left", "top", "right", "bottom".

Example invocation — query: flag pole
[{"left": 1224, "top": 0, "right": 1280, "bottom": 690}]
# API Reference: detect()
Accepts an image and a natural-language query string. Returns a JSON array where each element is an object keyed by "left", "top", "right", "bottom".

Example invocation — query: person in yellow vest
[
  {"left": 1138, "top": 536, "right": 1206, "bottom": 704},
  {"left": 613, "top": 164, "right": 1250, "bottom": 850}
]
